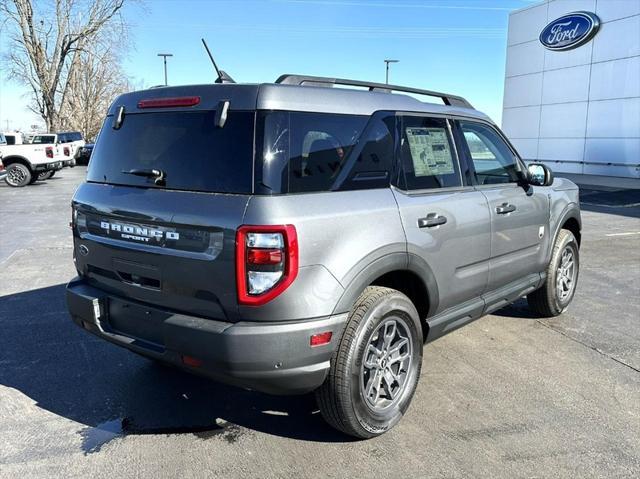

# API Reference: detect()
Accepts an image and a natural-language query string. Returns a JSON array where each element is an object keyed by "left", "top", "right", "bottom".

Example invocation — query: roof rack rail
[{"left": 275, "top": 74, "right": 474, "bottom": 109}]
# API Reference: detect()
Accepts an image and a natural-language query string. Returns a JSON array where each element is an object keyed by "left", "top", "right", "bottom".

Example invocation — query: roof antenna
[{"left": 201, "top": 38, "right": 235, "bottom": 84}]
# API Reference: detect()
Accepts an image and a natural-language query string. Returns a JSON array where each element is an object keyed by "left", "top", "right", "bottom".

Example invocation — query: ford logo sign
[{"left": 540, "top": 11, "right": 600, "bottom": 51}]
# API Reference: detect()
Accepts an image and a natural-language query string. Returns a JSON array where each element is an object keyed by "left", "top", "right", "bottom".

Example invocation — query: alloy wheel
[
  {"left": 360, "top": 317, "right": 413, "bottom": 411},
  {"left": 7, "top": 166, "right": 27, "bottom": 186},
  {"left": 556, "top": 245, "right": 576, "bottom": 302}
]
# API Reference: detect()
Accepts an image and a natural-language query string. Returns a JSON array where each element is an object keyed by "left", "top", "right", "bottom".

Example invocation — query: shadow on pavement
[
  {"left": 578, "top": 187, "right": 640, "bottom": 219},
  {"left": 0, "top": 284, "right": 352, "bottom": 446}
]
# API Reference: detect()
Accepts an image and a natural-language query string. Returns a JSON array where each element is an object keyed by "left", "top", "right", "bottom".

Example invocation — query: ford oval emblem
[{"left": 540, "top": 11, "right": 600, "bottom": 51}]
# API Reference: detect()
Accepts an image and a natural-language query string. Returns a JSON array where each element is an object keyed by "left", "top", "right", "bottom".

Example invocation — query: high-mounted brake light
[
  {"left": 137, "top": 96, "right": 201, "bottom": 109},
  {"left": 45, "top": 147, "right": 54, "bottom": 159},
  {"left": 236, "top": 225, "right": 298, "bottom": 306}
]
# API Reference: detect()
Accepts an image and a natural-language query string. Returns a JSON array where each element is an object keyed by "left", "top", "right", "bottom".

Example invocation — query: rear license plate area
[{"left": 107, "top": 298, "right": 169, "bottom": 346}]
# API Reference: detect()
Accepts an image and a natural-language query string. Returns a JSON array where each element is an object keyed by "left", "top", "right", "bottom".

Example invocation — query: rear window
[
  {"left": 32, "top": 135, "right": 56, "bottom": 144},
  {"left": 86, "top": 111, "right": 255, "bottom": 194}
]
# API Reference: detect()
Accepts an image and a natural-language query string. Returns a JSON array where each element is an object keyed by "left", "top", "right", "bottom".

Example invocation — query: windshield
[{"left": 86, "top": 111, "right": 255, "bottom": 194}]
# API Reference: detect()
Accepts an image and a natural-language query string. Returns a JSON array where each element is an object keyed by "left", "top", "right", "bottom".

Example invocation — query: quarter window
[
  {"left": 257, "top": 112, "right": 385, "bottom": 194},
  {"left": 399, "top": 116, "right": 461, "bottom": 190},
  {"left": 459, "top": 121, "right": 520, "bottom": 184}
]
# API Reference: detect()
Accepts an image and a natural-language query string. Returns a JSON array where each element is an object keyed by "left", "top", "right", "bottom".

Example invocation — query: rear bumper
[
  {"left": 62, "top": 158, "right": 76, "bottom": 167},
  {"left": 34, "top": 161, "right": 63, "bottom": 172},
  {"left": 66, "top": 277, "right": 347, "bottom": 395}
]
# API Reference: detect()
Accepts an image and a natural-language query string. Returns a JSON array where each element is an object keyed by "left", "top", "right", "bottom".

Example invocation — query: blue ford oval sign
[{"left": 540, "top": 11, "right": 600, "bottom": 51}]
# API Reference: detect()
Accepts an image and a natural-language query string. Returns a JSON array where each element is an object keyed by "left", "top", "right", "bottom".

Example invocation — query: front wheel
[
  {"left": 5, "top": 163, "right": 32, "bottom": 187},
  {"left": 316, "top": 286, "right": 423, "bottom": 438},
  {"left": 528, "top": 229, "right": 579, "bottom": 317}
]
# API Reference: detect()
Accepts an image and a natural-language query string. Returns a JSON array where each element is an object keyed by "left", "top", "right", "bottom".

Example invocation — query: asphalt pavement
[{"left": 1, "top": 168, "right": 639, "bottom": 478}]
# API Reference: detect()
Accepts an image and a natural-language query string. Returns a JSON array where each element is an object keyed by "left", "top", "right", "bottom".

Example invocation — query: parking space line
[{"left": 605, "top": 232, "right": 640, "bottom": 237}]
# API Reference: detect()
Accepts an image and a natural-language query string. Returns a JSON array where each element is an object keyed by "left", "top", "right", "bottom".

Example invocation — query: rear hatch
[{"left": 72, "top": 85, "right": 259, "bottom": 322}]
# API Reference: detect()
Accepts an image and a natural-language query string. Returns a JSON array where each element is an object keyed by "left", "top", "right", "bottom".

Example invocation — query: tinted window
[
  {"left": 32, "top": 135, "right": 56, "bottom": 144},
  {"left": 400, "top": 116, "right": 461, "bottom": 190},
  {"left": 87, "top": 111, "right": 254, "bottom": 194},
  {"left": 5, "top": 135, "right": 15, "bottom": 145},
  {"left": 0, "top": 134, "right": 6, "bottom": 145},
  {"left": 332, "top": 113, "right": 395, "bottom": 191},
  {"left": 258, "top": 112, "right": 369, "bottom": 193},
  {"left": 459, "top": 121, "right": 520, "bottom": 184}
]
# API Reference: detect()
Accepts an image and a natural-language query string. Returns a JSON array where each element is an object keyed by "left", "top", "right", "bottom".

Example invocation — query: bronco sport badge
[{"left": 100, "top": 220, "right": 180, "bottom": 242}]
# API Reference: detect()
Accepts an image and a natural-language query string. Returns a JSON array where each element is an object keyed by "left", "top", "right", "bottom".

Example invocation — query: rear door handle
[
  {"left": 496, "top": 203, "right": 516, "bottom": 215},
  {"left": 418, "top": 213, "right": 447, "bottom": 228}
]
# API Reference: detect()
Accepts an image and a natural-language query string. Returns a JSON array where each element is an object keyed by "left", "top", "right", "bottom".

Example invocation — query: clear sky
[{"left": 0, "top": 0, "right": 539, "bottom": 132}]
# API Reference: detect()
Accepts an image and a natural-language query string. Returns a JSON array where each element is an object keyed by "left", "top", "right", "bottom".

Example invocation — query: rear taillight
[
  {"left": 236, "top": 225, "right": 298, "bottom": 306},
  {"left": 63, "top": 147, "right": 70, "bottom": 156},
  {"left": 45, "top": 147, "right": 54, "bottom": 159}
]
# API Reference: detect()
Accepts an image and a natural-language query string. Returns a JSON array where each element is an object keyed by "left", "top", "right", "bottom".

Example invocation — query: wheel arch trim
[{"left": 332, "top": 252, "right": 439, "bottom": 318}]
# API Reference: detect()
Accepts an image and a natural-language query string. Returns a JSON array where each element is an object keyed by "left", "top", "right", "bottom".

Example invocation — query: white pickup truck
[
  {"left": 0, "top": 132, "right": 64, "bottom": 187},
  {"left": 31, "top": 131, "right": 85, "bottom": 168}
]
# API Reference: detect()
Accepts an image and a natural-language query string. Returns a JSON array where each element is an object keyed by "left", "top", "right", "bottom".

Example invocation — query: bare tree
[
  {"left": 1, "top": 0, "right": 128, "bottom": 132},
  {"left": 59, "top": 42, "right": 132, "bottom": 140}
]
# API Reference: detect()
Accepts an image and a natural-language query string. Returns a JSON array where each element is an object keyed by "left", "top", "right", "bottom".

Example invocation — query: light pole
[
  {"left": 384, "top": 59, "right": 399, "bottom": 84},
  {"left": 157, "top": 53, "right": 173, "bottom": 86}
]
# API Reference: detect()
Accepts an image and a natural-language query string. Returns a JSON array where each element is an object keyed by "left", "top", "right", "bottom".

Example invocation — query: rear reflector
[
  {"left": 181, "top": 355, "right": 203, "bottom": 367},
  {"left": 137, "top": 96, "right": 201, "bottom": 109},
  {"left": 310, "top": 332, "right": 332, "bottom": 347}
]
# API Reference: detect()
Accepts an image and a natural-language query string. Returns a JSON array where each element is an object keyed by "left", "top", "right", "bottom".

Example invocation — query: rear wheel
[
  {"left": 528, "top": 229, "right": 579, "bottom": 317},
  {"left": 316, "top": 286, "right": 423, "bottom": 438},
  {"left": 5, "top": 163, "right": 32, "bottom": 187},
  {"left": 38, "top": 170, "right": 55, "bottom": 181}
]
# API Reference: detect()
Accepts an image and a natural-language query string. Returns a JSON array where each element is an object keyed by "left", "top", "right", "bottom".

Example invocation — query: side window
[
  {"left": 288, "top": 112, "right": 367, "bottom": 193},
  {"left": 399, "top": 116, "right": 461, "bottom": 190},
  {"left": 333, "top": 113, "right": 395, "bottom": 191},
  {"left": 257, "top": 112, "right": 397, "bottom": 194},
  {"left": 459, "top": 121, "right": 520, "bottom": 185}
]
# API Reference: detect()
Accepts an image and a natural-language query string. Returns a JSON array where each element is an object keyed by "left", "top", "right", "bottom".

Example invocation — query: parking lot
[{"left": 0, "top": 167, "right": 639, "bottom": 478}]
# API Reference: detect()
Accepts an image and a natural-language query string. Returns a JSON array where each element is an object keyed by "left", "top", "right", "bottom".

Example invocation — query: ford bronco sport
[{"left": 66, "top": 75, "right": 581, "bottom": 438}]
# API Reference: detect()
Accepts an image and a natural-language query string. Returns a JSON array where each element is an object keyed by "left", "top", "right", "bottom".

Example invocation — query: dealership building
[{"left": 502, "top": 0, "right": 640, "bottom": 183}]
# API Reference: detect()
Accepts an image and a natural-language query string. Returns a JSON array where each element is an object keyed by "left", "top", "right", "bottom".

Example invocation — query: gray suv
[{"left": 66, "top": 75, "right": 581, "bottom": 438}]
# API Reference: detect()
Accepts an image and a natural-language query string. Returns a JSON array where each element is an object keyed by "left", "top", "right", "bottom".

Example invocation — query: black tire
[
  {"left": 528, "top": 229, "right": 579, "bottom": 317},
  {"left": 4, "top": 163, "right": 32, "bottom": 187},
  {"left": 38, "top": 170, "right": 55, "bottom": 181},
  {"left": 316, "top": 286, "right": 423, "bottom": 439}
]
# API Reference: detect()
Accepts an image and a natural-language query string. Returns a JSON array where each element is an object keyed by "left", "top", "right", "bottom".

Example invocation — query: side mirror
[{"left": 527, "top": 163, "right": 554, "bottom": 187}]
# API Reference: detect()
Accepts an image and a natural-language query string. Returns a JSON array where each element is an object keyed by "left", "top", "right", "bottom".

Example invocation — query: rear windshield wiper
[{"left": 122, "top": 168, "right": 166, "bottom": 186}]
